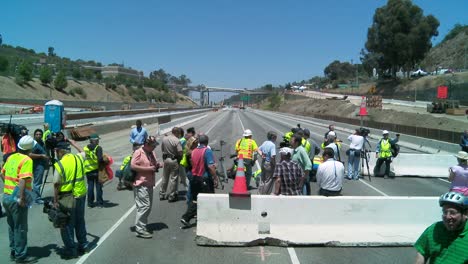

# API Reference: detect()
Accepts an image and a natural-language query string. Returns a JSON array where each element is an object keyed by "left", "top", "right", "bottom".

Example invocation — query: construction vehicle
[
  {"left": 17, "top": 105, "right": 43, "bottom": 114},
  {"left": 427, "top": 99, "right": 460, "bottom": 114}
]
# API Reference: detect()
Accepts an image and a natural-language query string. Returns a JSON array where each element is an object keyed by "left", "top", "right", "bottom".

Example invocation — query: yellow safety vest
[
  {"left": 284, "top": 131, "right": 293, "bottom": 142},
  {"left": 379, "top": 139, "right": 392, "bottom": 158},
  {"left": 302, "top": 138, "right": 311, "bottom": 154},
  {"left": 180, "top": 138, "right": 188, "bottom": 167},
  {"left": 235, "top": 138, "right": 257, "bottom": 160},
  {"left": 54, "top": 153, "right": 87, "bottom": 197},
  {"left": 84, "top": 145, "right": 99, "bottom": 173},
  {"left": 120, "top": 155, "right": 132, "bottom": 170},
  {"left": 2, "top": 153, "right": 33, "bottom": 195},
  {"left": 43, "top": 129, "right": 51, "bottom": 142}
]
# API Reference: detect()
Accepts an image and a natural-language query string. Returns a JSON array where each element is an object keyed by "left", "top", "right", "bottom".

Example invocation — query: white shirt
[
  {"left": 316, "top": 158, "right": 344, "bottom": 191},
  {"left": 327, "top": 143, "right": 339, "bottom": 160},
  {"left": 348, "top": 135, "right": 364, "bottom": 150}
]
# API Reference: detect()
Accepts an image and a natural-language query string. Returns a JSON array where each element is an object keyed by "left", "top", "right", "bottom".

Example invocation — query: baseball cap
[{"left": 55, "top": 141, "right": 71, "bottom": 150}]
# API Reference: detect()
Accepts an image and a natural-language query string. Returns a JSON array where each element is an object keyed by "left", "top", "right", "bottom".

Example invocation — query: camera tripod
[
  {"left": 213, "top": 140, "right": 230, "bottom": 190},
  {"left": 360, "top": 138, "right": 372, "bottom": 181}
]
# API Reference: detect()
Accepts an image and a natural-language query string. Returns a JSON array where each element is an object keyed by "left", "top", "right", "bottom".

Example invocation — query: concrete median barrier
[
  {"left": 196, "top": 194, "right": 439, "bottom": 247},
  {"left": 368, "top": 153, "right": 453, "bottom": 177}
]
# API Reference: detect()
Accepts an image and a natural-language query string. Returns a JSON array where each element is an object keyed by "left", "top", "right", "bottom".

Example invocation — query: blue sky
[{"left": 1, "top": 0, "right": 467, "bottom": 91}]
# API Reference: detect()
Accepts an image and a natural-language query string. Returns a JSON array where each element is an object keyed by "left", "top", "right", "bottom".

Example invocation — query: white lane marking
[
  {"left": 206, "top": 111, "right": 227, "bottom": 135},
  {"left": 438, "top": 178, "right": 450, "bottom": 183},
  {"left": 76, "top": 178, "right": 163, "bottom": 264},
  {"left": 358, "top": 179, "right": 389, "bottom": 196},
  {"left": 237, "top": 111, "right": 245, "bottom": 131},
  {"left": 287, "top": 247, "right": 301, "bottom": 264}
]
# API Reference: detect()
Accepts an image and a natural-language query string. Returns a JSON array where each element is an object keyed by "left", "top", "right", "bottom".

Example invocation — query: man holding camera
[
  {"left": 53, "top": 140, "right": 92, "bottom": 259},
  {"left": 374, "top": 130, "right": 400, "bottom": 179}
]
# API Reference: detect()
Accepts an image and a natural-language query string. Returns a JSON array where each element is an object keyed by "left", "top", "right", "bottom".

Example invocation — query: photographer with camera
[
  {"left": 374, "top": 130, "right": 400, "bottom": 179},
  {"left": 346, "top": 129, "right": 364, "bottom": 180},
  {"left": 52, "top": 140, "right": 92, "bottom": 259}
]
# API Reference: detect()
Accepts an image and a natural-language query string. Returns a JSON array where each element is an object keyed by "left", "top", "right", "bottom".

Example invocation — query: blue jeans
[
  {"left": 302, "top": 171, "right": 311, "bottom": 195},
  {"left": 32, "top": 165, "right": 46, "bottom": 201},
  {"left": 347, "top": 150, "right": 361, "bottom": 180},
  {"left": 60, "top": 196, "right": 88, "bottom": 253},
  {"left": 86, "top": 171, "right": 103, "bottom": 206},
  {"left": 3, "top": 195, "right": 29, "bottom": 259}
]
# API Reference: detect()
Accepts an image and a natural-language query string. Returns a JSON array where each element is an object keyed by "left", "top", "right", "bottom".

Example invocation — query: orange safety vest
[
  {"left": 2, "top": 153, "right": 33, "bottom": 195},
  {"left": 2, "top": 134, "right": 16, "bottom": 155},
  {"left": 235, "top": 138, "right": 256, "bottom": 160}
]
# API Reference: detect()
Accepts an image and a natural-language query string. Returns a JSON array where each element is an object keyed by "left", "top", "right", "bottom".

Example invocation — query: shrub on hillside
[
  {"left": 54, "top": 71, "right": 68, "bottom": 90},
  {"left": 39, "top": 66, "right": 53, "bottom": 85},
  {"left": 69, "top": 87, "right": 87, "bottom": 99}
]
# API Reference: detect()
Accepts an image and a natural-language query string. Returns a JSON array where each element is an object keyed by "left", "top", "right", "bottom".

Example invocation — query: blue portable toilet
[{"left": 44, "top": 100, "right": 65, "bottom": 133}]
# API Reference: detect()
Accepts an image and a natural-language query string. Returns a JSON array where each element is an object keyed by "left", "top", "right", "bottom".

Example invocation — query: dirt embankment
[
  {"left": 274, "top": 98, "right": 467, "bottom": 133},
  {"left": 0, "top": 76, "right": 196, "bottom": 105}
]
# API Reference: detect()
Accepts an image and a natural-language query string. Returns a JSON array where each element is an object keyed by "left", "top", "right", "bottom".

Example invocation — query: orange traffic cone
[
  {"left": 230, "top": 154, "right": 249, "bottom": 196},
  {"left": 359, "top": 96, "right": 368, "bottom": 116}
]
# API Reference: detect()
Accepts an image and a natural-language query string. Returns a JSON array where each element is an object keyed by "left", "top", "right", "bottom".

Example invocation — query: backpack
[
  {"left": 391, "top": 143, "right": 400, "bottom": 158},
  {"left": 122, "top": 158, "right": 137, "bottom": 183}
]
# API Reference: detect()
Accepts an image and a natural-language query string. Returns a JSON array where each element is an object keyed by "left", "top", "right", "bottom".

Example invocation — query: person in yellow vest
[
  {"left": 83, "top": 133, "right": 105, "bottom": 208},
  {"left": 53, "top": 140, "right": 92, "bottom": 259},
  {"left": 235, "top": 129, "right": 262, "bottom": 190},
  {"left": 1, "top": 135, "right": 36, "bottom": 263},
  {"left": 373, "top": 130, "right": 399, "bottom": 179}
]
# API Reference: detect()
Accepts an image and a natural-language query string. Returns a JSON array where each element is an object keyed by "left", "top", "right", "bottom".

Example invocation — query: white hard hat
[
  {"left": 382, "top": 130, "right": 389, "bottom": 135},
  {"left": 17, "top": 135, "right": 36, "bottom": 151},
  {"left": 279, "top": 147, "right": 293, "bottom": 156},
  {"left": 243, "top": 129, "right": 253, "bottom": 137}
]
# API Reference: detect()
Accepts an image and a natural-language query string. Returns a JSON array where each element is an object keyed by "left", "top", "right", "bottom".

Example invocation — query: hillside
[
  {"left": 421, "top": 30, "right": 468, "bottom": 71},
  {"left": 0, "top": 76, "right": 196, "bottom": 106}
]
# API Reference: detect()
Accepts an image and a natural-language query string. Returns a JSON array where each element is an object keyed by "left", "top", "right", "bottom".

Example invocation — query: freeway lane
[{"left": 0, "top": 108, "right": 450, "bottom": 263}]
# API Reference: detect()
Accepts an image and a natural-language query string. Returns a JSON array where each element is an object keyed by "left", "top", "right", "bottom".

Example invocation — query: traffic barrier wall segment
[
  {"left": 70, "top": 109, "right": 210, "bottom": 137},
  {"left": 196, "top": 194, "right": 439, "bottom": 246},
  {"left": 367, "top": 153, "right": 453, "bottom": 177}
]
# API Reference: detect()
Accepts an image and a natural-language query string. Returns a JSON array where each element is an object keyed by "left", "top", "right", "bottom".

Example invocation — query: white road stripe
[
  {"left": 287, "top": 247, "right": 301, "bottom": 264},
  {"left": 76, "top": 178, "right": 163, "bottom": 264},
  {"left": 438, "top": 178, "right": 450, "bottom": 183},
  {"left": 358, "top": 179, "right": 389, "bottom": 196},
  {"left": 237, "top": 111, "right": 245, "bottom": 131}
]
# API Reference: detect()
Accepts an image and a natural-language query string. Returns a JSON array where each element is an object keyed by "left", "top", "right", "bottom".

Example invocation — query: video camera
[
  {"left": 359, "top": 127, "right": 370, "bottom": 137},
  {"left": 43, "top": 200, "right": 70, "bottom": 228}
]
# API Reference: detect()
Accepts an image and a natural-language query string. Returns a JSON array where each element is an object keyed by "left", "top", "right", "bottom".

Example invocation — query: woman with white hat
[{"left": 449, "top": 151, "right": 468, "bottom": 194}]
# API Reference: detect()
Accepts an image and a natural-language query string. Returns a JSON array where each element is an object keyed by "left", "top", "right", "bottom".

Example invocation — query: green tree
[
  {"left": 72, "top": 68, "right": 82, "bottom": 80},
  {"left": 95, "top": 71, "right": 103, "bottom": 82},
  {"left": 324, "top": 60, "right": 355, "bottom": 81},
  {"left": 0, "top": 56, "right": 9, "bottom": 73},
  {"left": 365, "top": 0, "right": 439, "bottom": 77},
  {"left": 39, "top": 66, "right": 53, "bottom": 85},
  {"left": 17, "top": 61, "right": 33, "bottom": 82},
  {"left": 83, "top": 69, "right": 94, "bottom": 80},
  {"left": 48, "top": 47, "right": 56, "bottom": 57},
  {"left": 54, "top": 70, "right": 68, "bottom": 90}
]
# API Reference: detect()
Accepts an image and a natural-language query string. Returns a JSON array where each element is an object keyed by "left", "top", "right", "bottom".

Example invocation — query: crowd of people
[{"left": 0, "top": 119, "right": 467, "bottom": 263}]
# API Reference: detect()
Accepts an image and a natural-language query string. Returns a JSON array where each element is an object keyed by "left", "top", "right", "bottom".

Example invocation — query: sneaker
[
  {"left": 87, "top": 203, "right": 95, "bottom": 208},
  {"left": 136, "top": 230, "right": 152, "bottom": 239},
  {"left": 180, "top": 218, "right": 190, "bottom": 227},
  {"left": 15, "top": 256, "right": 38, "bottom": 264}
]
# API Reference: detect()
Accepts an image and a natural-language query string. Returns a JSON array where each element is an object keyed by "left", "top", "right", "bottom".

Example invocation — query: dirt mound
[{"left": 277, "top": 98, "right": 467, "bottom": 133}]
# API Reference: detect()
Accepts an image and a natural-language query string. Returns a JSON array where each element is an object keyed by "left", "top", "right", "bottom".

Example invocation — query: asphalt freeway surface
[{"left": 0, "top": 108, "right": 451, "bottom": 264}]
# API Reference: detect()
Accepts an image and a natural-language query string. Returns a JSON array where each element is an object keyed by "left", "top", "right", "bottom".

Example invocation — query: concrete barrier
[
  {"left": 196, "top": 194, "right": 439, "bottom": 246},
  {"left": 367, "top": 153, "right": 453, "bottom": 177}
]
